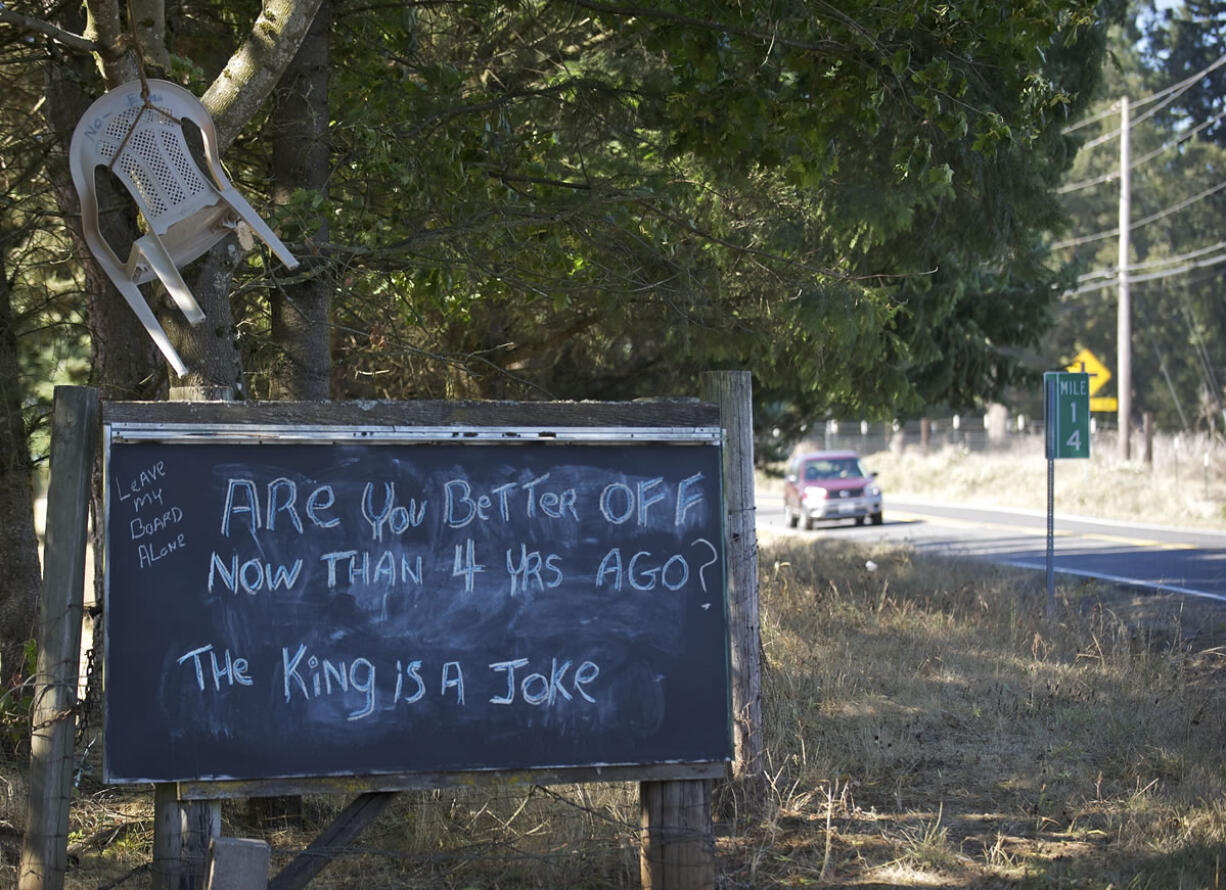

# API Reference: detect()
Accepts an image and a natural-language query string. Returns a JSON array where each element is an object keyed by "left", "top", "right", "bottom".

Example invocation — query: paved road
[{"left": 757, "top": 494, "right": 1226, "bottom": 602}]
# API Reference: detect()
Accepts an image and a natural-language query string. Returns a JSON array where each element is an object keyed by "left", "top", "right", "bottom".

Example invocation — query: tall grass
[
  {"left": 752, "top": 538, "right": 1226, "bottom": 887},
  {"left": 6, "top": 537, "right": 1226, "bottom": 888}
]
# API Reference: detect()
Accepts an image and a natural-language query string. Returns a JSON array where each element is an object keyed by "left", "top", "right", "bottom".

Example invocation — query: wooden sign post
[{"left": 20, "top": 387, "right": 99, "bottom": 890}]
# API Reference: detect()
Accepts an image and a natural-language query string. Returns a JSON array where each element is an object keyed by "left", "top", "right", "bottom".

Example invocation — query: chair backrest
[
  {"left": 69, "top": 79, "right": 298, "bottom": 377},
  {"left": 72, "top": 82, "right": 221, "bottom": 236}
]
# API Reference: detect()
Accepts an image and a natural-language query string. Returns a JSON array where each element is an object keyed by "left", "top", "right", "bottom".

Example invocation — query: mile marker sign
[{"left": 1044, "top": 371, "right": 1090, "bottom": 460}]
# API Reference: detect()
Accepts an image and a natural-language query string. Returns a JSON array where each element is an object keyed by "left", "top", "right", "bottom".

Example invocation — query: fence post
[
  {"left": 1143, "top": 412, "right": 1154, "bottom": 467},
  {"left": 19, "top": 386, "right": 99, "bottom": 890}
]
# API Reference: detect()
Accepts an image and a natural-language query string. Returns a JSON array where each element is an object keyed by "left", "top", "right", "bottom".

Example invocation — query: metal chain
[{"left": 75, "top": 646, "right": 98, "bottom": 746}]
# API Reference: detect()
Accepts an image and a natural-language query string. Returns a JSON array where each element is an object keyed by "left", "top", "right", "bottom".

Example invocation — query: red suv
[{"left": 783, "top": 450, "right": 883, "bottom": 529}]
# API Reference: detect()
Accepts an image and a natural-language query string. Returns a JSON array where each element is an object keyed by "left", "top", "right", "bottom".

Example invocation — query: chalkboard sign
[{"left": 103, "top": 403, "right": 730, "bottom": 784}]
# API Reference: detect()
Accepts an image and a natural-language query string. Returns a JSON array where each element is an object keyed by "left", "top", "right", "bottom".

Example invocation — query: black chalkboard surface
[{"left": 103, "top": 409, "right": 730, "bottom": 784}]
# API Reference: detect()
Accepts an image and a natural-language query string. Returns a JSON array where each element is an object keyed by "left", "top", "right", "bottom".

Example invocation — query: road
[{"left": 757, "top": 494, "right": 1226, "bottom": 602}]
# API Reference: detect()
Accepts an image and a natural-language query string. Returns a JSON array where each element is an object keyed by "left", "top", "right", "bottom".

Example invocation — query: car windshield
[{"left": 803, "top": 458, "right": 865, "bottom": 481}]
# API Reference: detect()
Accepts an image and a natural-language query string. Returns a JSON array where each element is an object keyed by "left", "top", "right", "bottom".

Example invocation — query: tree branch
[
  {"left": 0, "top": 7, "right": 101, "bottom": 55},
  {"left": 202, "top": 0, "right": 326, "bottom": 150},
  {"left": 84, "top": 0, "right": 139, "bottom": 85},
  {"left": 129, "top": 0, "right": 169, "bottom": 70}
]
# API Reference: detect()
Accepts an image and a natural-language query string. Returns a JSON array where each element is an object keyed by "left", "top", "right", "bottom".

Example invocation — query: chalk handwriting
[
  {"left": 441, "top": 661, "right": 465, "bottom": 704},
  {"left": 282, "top": 644, "right": 377, "bottom": 720},
  {"left": 208, "top": 552, "right": 303, "bottom": 594},
  {"left": 594, "top": 546, "right": 694, "bottom": 592},
  {"left": 452, "top": 539, "right": 485, "bottom": 592},
  {"left": 489, "top": 657, "right": 599, "bottom": 705},
  {"left": 690, "top": 537, "right": 720, "bottom": 593},
  {"left": 129, "top": 507, "right": 184, "bottom": 541},
  {"left": 177, "top": 643, "right": 252, "bottom": 690},
  {"left": 505, "top": 544, "right": 563, "bottom": 595},
  {"left": 138, "top": 534, "right": 186, "bottom": 568},
  {"left": 221, "top": 478, "right": 341, "bottom": 537},
  {"left": 361, "top": 482, "right": 427, "bottom": 541},
  {"left": 393, "top": 659, "right": 426, "bottom": 703},
  {"left": 115, "top": 460, "right": 167, "bottom": 508},
  {"left": 318, "top": 549, "right": 424, "bottom": 589},
  {"left": 443, "top": 474, "right": 579, "bottom": 528},
  {"left": 182, "top": 644, "right": 603, "bottom": 718},
  {"left": 598, "top": 476, "right": 706, "bottom": 527}
]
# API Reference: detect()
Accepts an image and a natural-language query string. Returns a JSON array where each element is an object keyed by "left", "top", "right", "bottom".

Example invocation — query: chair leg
[
  {"left": 111, "top": 277, "right": 190, "bottom": 377},
  {"left": 218, "top": 189, "right": 300, "bottom": 271},
  {"left": 81, "top": 230, "right": 190, "bottom": 375},
  {"left": 135, "top": 235, "right": 207, "bottom": 324}
]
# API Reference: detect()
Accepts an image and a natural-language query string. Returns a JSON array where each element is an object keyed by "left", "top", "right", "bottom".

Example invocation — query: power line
[
  {"left": 1130, "top": 251, "right": 1226, "bottom": 284},
  {"left": 1052, "top": 176, "right": 1226, "bottom": 249},
  {"left": 1062, "top": 49, "right": 1226, "bottom": 137},
  {"left": 1068, "top": 247, "right": 1226, "bottom": 294},
  {"left": 1074, "top": 75, "right": 1203, "bottom": 152},
  {"left": 1077, "top": 239, "right": 1226, "bottom": 283},
  {"left": 1058, "top": 106, "right": 1226, "bottom": 194}
]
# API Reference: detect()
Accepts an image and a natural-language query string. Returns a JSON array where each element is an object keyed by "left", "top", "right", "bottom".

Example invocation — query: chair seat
[{"left": 128, "top": 201, "right": 235, "bottom": 287}]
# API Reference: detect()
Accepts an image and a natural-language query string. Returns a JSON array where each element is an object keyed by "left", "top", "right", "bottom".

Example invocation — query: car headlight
[
  {"left": 865, "top": 484, "right": 881, "bottom": 497},
  {"left": 802, "top": 487, "right": 828, "bottom": 505}
]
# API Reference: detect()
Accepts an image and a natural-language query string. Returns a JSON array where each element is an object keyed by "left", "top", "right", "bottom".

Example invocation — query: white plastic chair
[{"left": 70, "top": 79, "right": 299, "bottom": 376}]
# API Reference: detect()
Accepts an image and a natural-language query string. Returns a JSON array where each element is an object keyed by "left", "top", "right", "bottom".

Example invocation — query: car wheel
[
  {"left": 854, "top": 516, "right": 865, "bottom": 526},
  {"left": 871, "top": 511, "right": 883, "bottom": 526},
  {"left": 803, "top": 514, "right": 815, "bottom": 531}
]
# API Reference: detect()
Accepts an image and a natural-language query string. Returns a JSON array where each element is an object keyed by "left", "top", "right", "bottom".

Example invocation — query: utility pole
[{"left": 1118, "top": 95, "right": 1132, "bottom": 460}]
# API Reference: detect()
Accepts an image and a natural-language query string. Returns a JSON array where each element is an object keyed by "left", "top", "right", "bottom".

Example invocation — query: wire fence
[
  {"left": 797, "top": 415, "right": 1224, "bottom": 461},
  {"left": 810, "top": 416, "right": 1032, "bottom": 455}
]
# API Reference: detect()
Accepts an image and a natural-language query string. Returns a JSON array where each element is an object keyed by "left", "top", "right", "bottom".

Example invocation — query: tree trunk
[
  {"left": 267, "top": 0, "right": 332, "bottom": 400},
  {"left": 42, "top": 16, "right": 161, "bottom": 399},
  {"left": 0, "top": 252, "right": 42, "bottom": 686},
  {"left": 160, "top": 240, "right": 246, "bottom": 399},
  {"left": 42, "top": 11, "right": 164, "bottom": 638}
]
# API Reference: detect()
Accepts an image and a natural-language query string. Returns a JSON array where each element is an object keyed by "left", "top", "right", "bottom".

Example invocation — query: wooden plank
[
  {"left": 151, "top": 381, "right": 232, "bottom": 890},
  {"left": 102, "top": 399, "right": 719, "bottom": 429},
  {"left": 153, "top": 785, "right": 221, "bottom": 890},
  {"left": 268, "top": 792, "right": 396, "bottom": 890},
  {"left": 639, "top": 779, "right": 714, "bottom": 889},
  {"left": 19, "top": 386, "right": 99, "bottom": 890},
  {"left": 702, "top": 372, "right": 762, "bottom": 782},
  {"left": 205, "top": 838, "right": 270, "bottom": 890},
  {"left": 175, "top": 761, "right": 726, "bottom": 801}
]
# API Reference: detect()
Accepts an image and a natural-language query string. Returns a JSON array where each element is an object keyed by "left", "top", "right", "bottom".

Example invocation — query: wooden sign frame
[{"left": 102, "top": 399, "right": 732, "bottom": 797}]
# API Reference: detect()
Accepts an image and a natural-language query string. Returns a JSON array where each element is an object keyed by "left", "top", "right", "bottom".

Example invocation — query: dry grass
[
  {"left": 858, "top": 431, "right": 1226, "bottom": 529},
  {"left": 745, "top": 539, "right": 1226, "bottom": 888},
  {"left": 5, "top": 461, "right": 1226, "bottom": 887}
]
